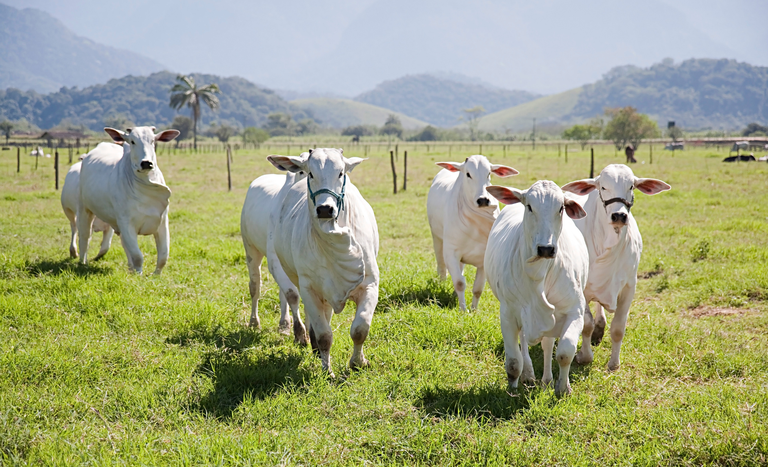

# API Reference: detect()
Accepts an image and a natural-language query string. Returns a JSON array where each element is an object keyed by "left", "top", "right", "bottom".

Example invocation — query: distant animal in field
[
  {"left": 427, "top": 155, "right": 518, "bottom": 311},
  {"left": 268, "top": 148, "right": 379, "bottom": 376},
  {"left": 61, "top": 161, "right": 114, "bottom": 260},
  {"left": 30, "top": 146, "right": 50, "bottom": 158},
  {"left": 351, "top": 135, "right": 360, "bottom": 143},
  {"left": 723, "top": 154, "right": 756, "bottom": 162},
  {"left": 78, "top": 126, "right": 179, "bottom": 275},
  {"left": 241, "top": 163, "right": 307, "bottom": 341},
  {"left": 562, "top": 164, "right": 670, "bottom": 371},
  {"left": 484, "top": 180, "right": 589, "bottom": 397},
  {"left": 625, "top": 145, "right": 636, "bottom": 163},
  {"left": 664, "top": 143, "right": 684, "bottom": 151},
  {"left": 730, "top": 141, "right": 749, "bottom": 153}
]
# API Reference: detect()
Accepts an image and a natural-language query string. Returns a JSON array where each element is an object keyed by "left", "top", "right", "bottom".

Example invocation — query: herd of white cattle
[{"left": 61, "top": 126, "right": 670, "bottom": 396}]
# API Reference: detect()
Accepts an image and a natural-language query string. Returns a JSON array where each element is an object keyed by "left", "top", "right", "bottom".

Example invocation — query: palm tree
[{"left": 169, "top": 75, "right": 220, "bottom": 150}]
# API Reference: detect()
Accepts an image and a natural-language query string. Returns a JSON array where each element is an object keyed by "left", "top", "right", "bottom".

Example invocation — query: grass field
[{"left": 2, "top": 142, "right": 767, "bottom": 465}]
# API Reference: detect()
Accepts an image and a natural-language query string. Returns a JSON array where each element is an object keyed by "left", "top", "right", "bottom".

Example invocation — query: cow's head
[
  {"left": 104, "top": 126, "right": 179, "bottom": 174},
  {"left": 488, "top": 181, "right": 586, "bottom": 260},
  {"left": 268, "top": 148, "right": 364, "bottom": 224},
  {"left": 436, "top": 155, "right": 518, "bottom": 208},
  {"left": 562, "top": 164, "right": 670, "bottom": 231}
]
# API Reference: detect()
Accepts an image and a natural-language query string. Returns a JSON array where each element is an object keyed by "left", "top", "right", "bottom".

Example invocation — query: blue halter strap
[{"left": 307, "top": 174, "right": 346, "bottom": 220}]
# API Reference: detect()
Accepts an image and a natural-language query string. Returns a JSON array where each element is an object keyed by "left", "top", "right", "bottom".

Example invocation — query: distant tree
[
  {"left": 380, "top": 114, "right": 403, "bottom": 141},
  {"left": 463, "top": 106, "right": 485, "bottom": 141},
  {"left": 408, "top": 125, "right": 440, "bottom": 142},
  {"left": 667, "top": 126, "right": 684, "bottom": 142},
  {"left": 103, "top": 114, "right": 135, "bottom": 130},
  {"left": 213, "top": 123, "right": 235, "bottom": 143},
  {"left": 297, "top": 119, "right": 319, "bottom": 136},
  {"left": 341, "top": 125, "right": 375, "bottom": 138},
  {"left": 0, "top": 120, "right": 13, "bottom": 145},
  {"left": 263, "top": 113, "right": 296, "bottom": 136},
  {"left": 242, "top": 127, "right": 270, "bottom": 147},
  {"left": 170, "top": 115, "right": 194, "bottom": 145},
  {"left": 169, "top": 75, "right": 221, "bottom": 150},
  {"left": 603, "top": 107, "right": 659, "bottom": 150},
  {"left": 563, "top": 119, "right": 602, "bottom": 149},
  {"left": 742, "top": 122, "right": 768, "bottom": 137}
]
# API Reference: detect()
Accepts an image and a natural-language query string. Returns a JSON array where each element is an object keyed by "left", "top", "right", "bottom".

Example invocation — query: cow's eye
[
  {"left": 601, "top": 187, "right": 606, "bottom": 190},
  {"left": 309, "top": 172, "right": 313, "bottom": 179},
  {"left": 299, "top": 171, "right": 304, "bottom": 176},
  {"left": 466, "top": 173, "right": 472, "bottom": 179},
  {"left": 130, "top": 141, "right": 135, "bottom": 145},
  {"left": 339, "top": 172, "right": 343, "bottom": 179},
  {"left": 527, "top": 205, "right": 532, "bottom": 212},
  {"left": 560, "top": 205, "right": 564, "bottom": 213}
]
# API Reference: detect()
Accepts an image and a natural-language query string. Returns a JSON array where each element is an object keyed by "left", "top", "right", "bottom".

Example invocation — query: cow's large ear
[
  {"left": 491, "top": 164, "right": 519, "bottom": 178},
  {"left": 344, "top": 157, "right": 365, "bottom": 173},
  {"left": 104, "top": 127, "right": 126, "bottom": 142},
  {"left": 564, "top": 198, "right": 587, "bottom": 219},
  {"left": 562, "top": 178, "right": 597, "bottom": 195},
  {"left": 436, "top": 161, "right": 463, "bottom": 172},
  {"left": 634, "top": 177, "right": 671, "bottom": 195},
  {"left": 155, "top": 129, "right": 180, "bottom": 142},
  {"left": 487, "top": 185, "right": 524, "bottom": 205},
  {"left": 268, "top": 155, "right": 306, "bottom": 173}
]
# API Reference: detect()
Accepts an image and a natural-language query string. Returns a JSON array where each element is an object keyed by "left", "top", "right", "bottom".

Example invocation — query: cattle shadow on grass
[
  {"left": 167, "top": 322, "right": 274, "bottom": 351},
  {"left": 415, "top": 383, "right": 535, "bottom": 421},
  {"left": 378, "top": 278, "right": 457, "bottom": 310},
  {"left": 23, "top": 258, "right": 112, "bottom": 277}
]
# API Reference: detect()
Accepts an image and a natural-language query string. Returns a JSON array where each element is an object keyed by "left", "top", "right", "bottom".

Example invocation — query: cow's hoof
[
  {"left": 555, "top": 382, "right": 572, "bottom": 398},
  {"left": 591, "top": 323, "right": 606, "bottom": 346},
  {"left": 349, "top": 357, "right": 369, "bottom": 370},
  {"left": 607, "top": 360, "right": 620, "bottom": 372},
  {"left": 248, "top": 319, "right": 261, "bottom": 330},
  {"left": 574, "top": 352, "right": 593, "bottom": 365},
  {"left": 278, "top": 321, "right": 291, "bottom": 336},
  {"left": 69, "top": 248, "right": 77, "bottom": 258}
]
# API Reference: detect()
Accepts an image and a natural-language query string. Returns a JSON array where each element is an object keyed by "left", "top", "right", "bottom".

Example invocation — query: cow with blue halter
[{"left": 267, "top": 148, "right": 379, "bottom": 376}]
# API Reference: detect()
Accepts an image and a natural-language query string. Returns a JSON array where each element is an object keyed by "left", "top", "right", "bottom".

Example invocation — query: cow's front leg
[
  {"left": 519, "top": 332, "right": 535, "bottom": 385},
  {"left": 541, "top": 337, "right": 555, "bottom": 386},
  {"left": 554, "top": 306, "right": 584, "bottom": 397},
  {"left": 76, "top": 207, "right": 94, "bottom": 264},
  {"left": 592, "top": 303, "right": 607, "bottom": 345},
  {"left": 500, "top": 303, "right": 523, "bottom": 390},
  {"left": 608, "top": 287, "right": 635, "bottom": 371},
  {"left": 93, "top": 226, "right": 114, "bottom": 261},
  {"left": 119, "top": 224, "right": 143, "bottom": 274},
  {"left": 152, "top": 214, "right": 170, "bottom": 275},
  {"left": 470, "top": 266, "right": 485, "bottom": 310},
  {"left": 443, "top": 249, "right": 467, "bottom": 311},
  {"left": 349, "top": 283, "right": 378, "bottom": 370},
  {"left": 575, "top": 304, "right": 594, "bottom": 364},
  {"left": 301, "top": 286, "right": 334, "bottom": 377}
]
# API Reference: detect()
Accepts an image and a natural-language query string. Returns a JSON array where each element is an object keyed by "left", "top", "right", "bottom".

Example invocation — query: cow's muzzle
[
  {"left": 610, "top": 212, "right": 628, "bottom": 225},
  {"left": 316, "top": 205, "right": 335, "bottom": 219},
  {"left": 477, "top": 197, "right": 490, "bottom": 207},
  {"left": 537, "top": 245, "right": 556, "bottom": 258},
  {"left": 140, "top": 160, "right": 154, "bottom": 171}
]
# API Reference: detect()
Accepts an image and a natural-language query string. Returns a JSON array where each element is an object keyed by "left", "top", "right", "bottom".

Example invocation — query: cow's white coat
[
  {"left": 562, "top": 164, "right": 670, "bottom": 370},
  {"left": 427, "top": 155, "right": 518, "bottom": 310},
  {"left": 485, "top": 181, "right": 589, "bottom": 396},
  {"left": 78, "top": 126, "right": 178, "bottom": 274},
  {"left": 268, "top": 148, "right": 379, "bottom": 375},
  {"left": 61, "top": 160, "right": 114, "bottom": 260},
  {"left": 241, "top": 166, "right": 307, "bottom": 344}
]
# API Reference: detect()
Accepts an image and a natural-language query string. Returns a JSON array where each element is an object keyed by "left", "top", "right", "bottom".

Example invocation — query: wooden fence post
[
  {"left": 17, "top": 147, "right": 20, "bottom": 173},
  {"left": 227, "top": 145, "right": 232, "bottom": 191},
  {"left": 650, "top": 144, "right": 653, "bottom": 165},
  {"left": 402, "top": 150, "right": 407, "bottom": 191},
  {"left": 565, "top": 144, "right": 568, "bottom": 164},
  {"left": 390, "top": 150, "right": 397, "bottom": 194},
  {"left": 55, "top": 150, "right": 59, "bottom": 190},
  {"left": 68, "top": 144, "right": 73, "bottom": 163},
  {"left": 589, "top": 147, "right": 594, "bottom": 178}
]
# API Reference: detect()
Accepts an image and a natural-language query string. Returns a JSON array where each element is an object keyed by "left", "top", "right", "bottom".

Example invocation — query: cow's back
[{"left": 241, "top": 174, "right": 286, "bottom": 253}]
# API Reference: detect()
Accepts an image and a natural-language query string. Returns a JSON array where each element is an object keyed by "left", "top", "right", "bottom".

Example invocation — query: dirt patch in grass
[{"left": 687, "top": 306, "right": 758, "bottom": 318}]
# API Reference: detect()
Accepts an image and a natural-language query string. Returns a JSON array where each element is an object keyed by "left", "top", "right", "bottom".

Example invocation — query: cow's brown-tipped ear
[
  {"left": 491, "top": 164, "right": 519, "bottom": 178},
  {"left": 155, "top": 129, "right": 180, "bottom": 142},
  {"left": 487, "top": 185, "right": 524, "bottom": 205},
  {"left": 634, "top": 177, "right": 671, "bottom": 195},
  {"left": 562, "top": 179, "right": 597, "bottom": 195},
  {"left": 104, "top": 127, "right": 126, "bottom": 142},
  {"left": 564, "top": 198, "right": 587, "bottom": 219},
  {"left": 436, "top": 161, "right": 463, "bottom": 172}
]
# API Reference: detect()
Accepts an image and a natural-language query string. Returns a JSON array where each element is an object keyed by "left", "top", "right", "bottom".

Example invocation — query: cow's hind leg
[
  {"left": 277, "top": 290, "right": 292, "bottom": 335},
  {"left": 575, "top": 304, "right": 595, "bottom": 364},
  {"left": 93, "top": 226, "right": 114, "bottom": 261},
  {"left": 76, "top": 207, "right": 94, "bottom": 264},
  {"left": 349, "top": 283, "right": 378, "bottom": 370},
  {"left": 243, "top": 241, "right": 265, "bottom": 329},
  {"left": 592, "top": 303, "right": 607, "bottom": 345},
  {"left": 431, "top": 232, "right": 446, "bottom": 280},
  {"left": 65, "top": 208, "right": 78, "bottom": 258},
  {"left": 470, "top": 266, "right": 485, "bottom": 310}
]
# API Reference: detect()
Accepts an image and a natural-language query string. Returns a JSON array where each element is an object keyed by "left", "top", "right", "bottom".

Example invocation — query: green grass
[
  {"left": 290, "top": 98, "right": 429, "bottom": 130},
  {"left": 1, "top": 144, "right": 767, "bottom": 465}
]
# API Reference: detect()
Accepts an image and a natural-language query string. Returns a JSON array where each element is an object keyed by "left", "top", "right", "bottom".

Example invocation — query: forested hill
[
  {"left": 573, "top": 58, "right": 768, "bottom": 129},
  {"left": 0, "top": 3, "right": 165, "bottom": 93},
  {"left": 354, "top": 74, "right": 539, "bottom": 127},
  {"left": 0, "top": 71, "right": 308, "bottom": 131}
]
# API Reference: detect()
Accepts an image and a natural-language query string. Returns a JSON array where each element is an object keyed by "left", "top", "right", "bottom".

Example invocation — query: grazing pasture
[{"left": 1, "top": 144, "right": 767, "bottom": 465}]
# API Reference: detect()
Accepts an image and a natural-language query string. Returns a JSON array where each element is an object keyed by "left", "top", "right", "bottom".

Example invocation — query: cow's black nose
[
  {"left": 537, "top": 245, "right": 556, "bottom": 258},
  {"left": 316, "top": 205, "right": 335, "bottom": 219},
  {"left": 140, "top": 160, "right": 153, "bottom": 170},
  {"left": 610, "top": 212, "right": 628, "bottom": 224},
  {"left": 477, "top": 197, "right": 490, "bottom": 207}
]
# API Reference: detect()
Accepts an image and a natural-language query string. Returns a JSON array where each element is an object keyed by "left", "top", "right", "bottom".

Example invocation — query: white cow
[
  {"left": 78, "top": 126, "right": 179, "bottom": 274},
  {"left": 241, "top": 164, "right": 307, "bottom": 344},
  {"left": 268, "top": 148, "right": 379, "bottom": 376},
  {"left": 485, "top": 181, "right": 589, "bottom": 396},
  {"left": 427, "top": 155, "right": 518, "bottom": 311},
  {"left": 61, "top": 160, "right": 114, "bottom": 260},
  {"left": 562, "top": 164, "right": 670, "bottom": 371}
]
